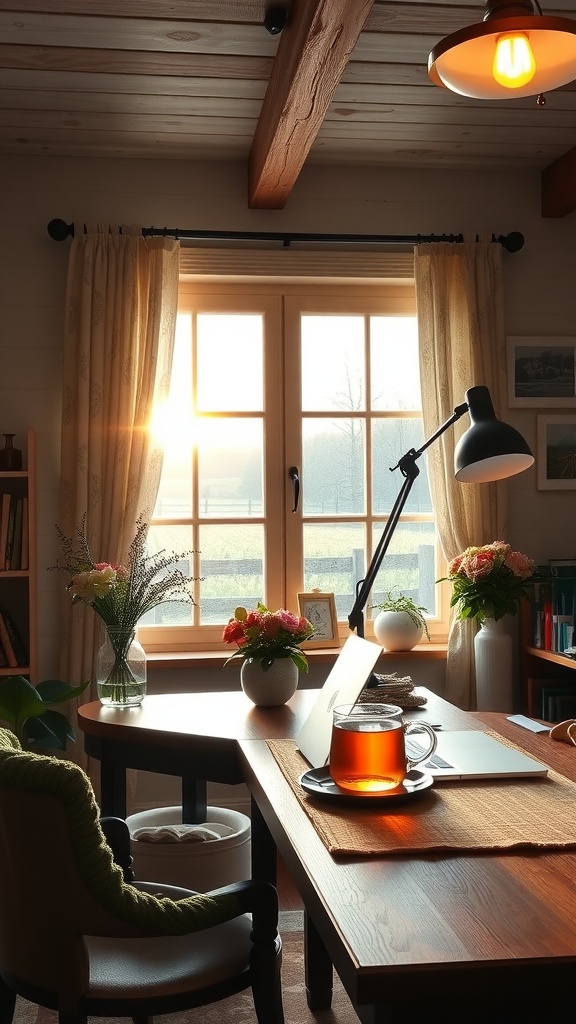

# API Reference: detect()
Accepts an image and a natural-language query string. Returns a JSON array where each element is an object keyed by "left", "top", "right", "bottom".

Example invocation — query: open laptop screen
[{"left": 295, "top": 634, "right": 382, "bottom": 768}]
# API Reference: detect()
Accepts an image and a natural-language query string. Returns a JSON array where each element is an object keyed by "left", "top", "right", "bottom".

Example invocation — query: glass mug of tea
[{"left": 329, "top": 703, "right": 437, "bottom": 793}]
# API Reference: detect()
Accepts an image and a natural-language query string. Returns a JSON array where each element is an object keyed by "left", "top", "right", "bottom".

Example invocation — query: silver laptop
[
  {"left": 296, "top": 632, "right": 549, "bottom": 780},
  {"left": 296, "top": 633, "right": 382, "bottom": 769},
  {"left": 405, "top": 729, "right": 549, "bottom": 781}
]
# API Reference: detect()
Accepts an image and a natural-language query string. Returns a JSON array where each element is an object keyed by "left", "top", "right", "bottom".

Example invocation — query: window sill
[{"left": 145, "top": 643, "right": 448, "bottom": 671}]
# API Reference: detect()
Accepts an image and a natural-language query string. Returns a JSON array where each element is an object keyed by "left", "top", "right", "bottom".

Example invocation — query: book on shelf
[
  {"left": 3, "top": 496, "right": 16, "bottom": 570},
  {"left": 0, "top": 612, "right": 18, "bottom": 667},
  {"left": 0, "top": 493, "right": 10, "bottom": 571},
  {"left": 550, "top": 692, "right": 576, "bottom": 723},
  {"left": 0, "top": 608, "right": 27, "bottom": 668},
  {"left": 20, "top": 496, "right": 28, "bottom": 570},
  {"left": 529, "top": 566, "right": 576, "bottom": 654},
  {"left": 540, "top": 684, "right": 576, "bottom": 723},
  {"left": 10, "top": 498, "right": 23, "bottom": 571}
]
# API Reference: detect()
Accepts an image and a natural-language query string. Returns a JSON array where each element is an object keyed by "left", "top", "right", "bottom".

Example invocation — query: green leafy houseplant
[
  {"left": 0, "top": 675, "right": 89, "bottom": 750},
  {"left": 372, "top": 592, "right": 431, "bottom": 641}
]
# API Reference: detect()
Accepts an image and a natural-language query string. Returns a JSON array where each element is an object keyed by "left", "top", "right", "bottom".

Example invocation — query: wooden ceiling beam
[
  {"left": 541, "top": 146, "right": 576, "bottom": 217},
  {"left": 248, "top": 0, "right": 374, "bottom": 209}
]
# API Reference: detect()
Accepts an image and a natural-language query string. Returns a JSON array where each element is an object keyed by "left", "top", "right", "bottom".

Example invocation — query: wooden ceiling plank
[
  {"left": 0, "top": 68, "right": 268, "bottom": 99},
  {"left": 0, "top": 1, "right": 267, "bottom": 21},
  {"left": 0, "top": 12, "right": 278, "bottom": 56},
  {"left": 541, "top": 147, "right": 576, "bottom": 216},
  {"left": 248, "top": 0, "right": 375, "bottom": 209},
  {"left": 0, "top": 44, "right": 273, "bottom": 79},
  {"left": 0, "top": 108, "right": 258, "bottom": 135}
]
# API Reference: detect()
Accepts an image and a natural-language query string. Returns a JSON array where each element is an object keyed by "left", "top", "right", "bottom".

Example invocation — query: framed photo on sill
[
  {"left": 507, "top": 336, "right": 576, "bottom": 407},
  {"left": 537, "top": 415, "right": 576, "bottom": 490},
  {"left": 297, "top": 591, "right": 340, "bottom": 649}
]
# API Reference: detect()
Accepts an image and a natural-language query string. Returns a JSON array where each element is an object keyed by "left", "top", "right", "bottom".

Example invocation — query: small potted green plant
[
  {"left": 371, "top": 592, "right": 430, "bottom": 651},
  {"left": 0, "top": 675, "right": 89, "bottom": 750}
]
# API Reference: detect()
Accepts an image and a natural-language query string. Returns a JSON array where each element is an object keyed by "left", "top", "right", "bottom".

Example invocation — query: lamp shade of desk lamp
[
  {"left": 455, "top": 385, "right": 534, "bottom": 482},
  {"left": 347, "top": 383, "right": 533, "bottom": 639}
]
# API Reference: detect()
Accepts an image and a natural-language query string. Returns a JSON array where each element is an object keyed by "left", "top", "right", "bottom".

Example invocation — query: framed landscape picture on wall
[
  {"left": 537, "top": 415, "right": 576, "bottom": 490},
  {"left": 507, "top": 337, "right": 576, "bottom": 407}
]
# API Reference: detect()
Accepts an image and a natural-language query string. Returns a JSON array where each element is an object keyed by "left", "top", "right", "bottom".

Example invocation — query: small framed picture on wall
[
  {"left": 537, "top": 415, "right": 576, "bottom": 490},
  {"left": 297, "top": 591, "right": 340, "bottom": 649},
  {"left": 507, "top": 336, "right": 576, "bottom": 407}
]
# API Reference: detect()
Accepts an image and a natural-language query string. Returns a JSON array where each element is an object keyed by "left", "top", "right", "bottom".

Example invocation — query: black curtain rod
[{"left": 46, "top": 218, "right": 524, "bottom": 253}]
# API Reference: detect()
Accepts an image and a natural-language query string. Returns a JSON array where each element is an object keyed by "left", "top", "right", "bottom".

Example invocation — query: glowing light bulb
[{"left": 493, "top": 32, "right": 536, "bottom": 88}]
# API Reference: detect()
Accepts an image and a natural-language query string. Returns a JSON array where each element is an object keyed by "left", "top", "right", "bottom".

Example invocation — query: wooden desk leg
[
  {"left": 181, "top": 777, "right": 208, "bottom": 823},
  {"left": 100, "top": 759, "right": 126, "bottom": 819},
  {"left": 304, "top": 909, "right": 333, "bottom": 1011},
  {"left": 250, "top": 797, "right": 277, "bottom": 885}
]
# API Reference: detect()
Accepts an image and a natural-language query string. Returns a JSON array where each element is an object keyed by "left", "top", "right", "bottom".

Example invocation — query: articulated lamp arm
[{"left": 347, "top": 401, "right": 469, "bottom": 638}]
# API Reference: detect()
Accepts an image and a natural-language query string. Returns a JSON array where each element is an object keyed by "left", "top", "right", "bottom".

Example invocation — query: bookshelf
[
  {"left": 0, "top": 429, "right": 37, "bottom": 680},
  {"left": 519, "top": 596, "right": 576, "bottom": 718}
]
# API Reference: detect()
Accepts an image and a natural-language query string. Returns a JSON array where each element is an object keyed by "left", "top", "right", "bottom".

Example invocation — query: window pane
[
  {"left": 303, "top": 522, "right": 365, "bottom": 620},
  {"left": 301, "top": 315, "right": 365, "bottom": 412},
  {"left": 198, "top": 418, "right": 263, "bottom": 518},
  {"left": 370, "top": 522, "right": 437, "bottom": 618},
  {"left": 199, "top": 524, "right": 264, "bottom": 624},
  {"left": 372, "top": 418, "right": 432, "bottom": 514},
  {"left": 303, "top": 418, "right": 365, "bottom": 515},
  {"left": 197, "top": 314, "right": 263, "bottom": 411},
  {"left": 142, "top": 524, "right": 194, "bottom": 625},
  {"left": 370, "top": 317, "right": 420, "bottom": 410}
]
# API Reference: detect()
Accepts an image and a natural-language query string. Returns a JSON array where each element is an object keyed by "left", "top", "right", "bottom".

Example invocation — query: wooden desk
[
  {"left": 79, "top": 689, "right": 576, "bottom": 1021},
  {"left": 77, "top": 689, "right": 320, "bottom": 820},
  {"left": 240, "top": 702, "right": 576, "bottom": 1023}
]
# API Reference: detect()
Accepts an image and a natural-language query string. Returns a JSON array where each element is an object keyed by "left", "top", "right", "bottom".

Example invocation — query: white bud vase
[
  {"left": 240, "top": 657, "right": 299, "bottom": 707},
  {"left": 474, "top": 617, "right": 513, "bottom": 712}
]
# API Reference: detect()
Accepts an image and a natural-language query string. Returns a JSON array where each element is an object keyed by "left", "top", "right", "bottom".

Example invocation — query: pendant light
[{"left": 428, "top": 0, "right": 576, "bottom": 100}]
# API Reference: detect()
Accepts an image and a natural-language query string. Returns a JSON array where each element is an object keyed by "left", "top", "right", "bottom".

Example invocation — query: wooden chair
[{"left": 0, "top": 728, "right": 284, "bottom": 1024}]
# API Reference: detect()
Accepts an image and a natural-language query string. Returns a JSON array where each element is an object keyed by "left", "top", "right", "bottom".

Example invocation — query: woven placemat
[{"left": 267, "top": 737, "right": 576, "bottom": 857}]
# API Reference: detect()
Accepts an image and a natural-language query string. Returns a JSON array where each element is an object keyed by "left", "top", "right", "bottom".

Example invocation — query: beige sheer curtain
[
  {"left": 58, "top": 225, "right": 179, "bottom": 761},
  {"left": 414, "top": 239, "right": 508, "bottom": 709}
]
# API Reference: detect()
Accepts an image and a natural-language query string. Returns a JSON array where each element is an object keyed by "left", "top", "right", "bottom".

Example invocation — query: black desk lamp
[{"left": 348, "top": 385, "right": 534, "bottom": 641}]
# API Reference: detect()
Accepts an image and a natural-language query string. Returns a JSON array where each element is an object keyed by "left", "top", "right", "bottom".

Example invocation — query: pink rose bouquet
[
  {"left": 223, "top": 603, "right": 315, "bottom": 671},
  {"left": 439, "top": 540, "right": 534, "bottom": 623}
]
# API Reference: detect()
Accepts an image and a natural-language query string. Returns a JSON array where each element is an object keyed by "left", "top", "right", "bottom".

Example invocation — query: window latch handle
[{"left": 288, "top": 466, "right": 300, "bottom": 513}]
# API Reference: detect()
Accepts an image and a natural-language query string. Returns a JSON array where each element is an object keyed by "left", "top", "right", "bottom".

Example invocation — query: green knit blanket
[{"left": 0, "top": 728, "right": 241, "bottom": 934}]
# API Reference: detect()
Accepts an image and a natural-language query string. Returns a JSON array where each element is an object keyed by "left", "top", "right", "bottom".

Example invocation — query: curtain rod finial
[{"left": 47, "top": 219, "right": 74, "bottom": 241}]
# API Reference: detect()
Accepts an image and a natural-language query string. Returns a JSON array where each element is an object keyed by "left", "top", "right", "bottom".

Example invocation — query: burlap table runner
[{"left": 267, "top": 737, "right": 576, "bottom": 856}]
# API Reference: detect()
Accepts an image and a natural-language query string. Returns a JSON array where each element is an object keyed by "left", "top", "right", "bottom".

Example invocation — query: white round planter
[
  {"left": 240, "top": 657, "right": 299, "bottom": 706},
  {"left": 373, "top": 610, "right": 424, "bottom": 652},
  {"left": 126, "top": 805, "right": 251, "bottom": 893}
]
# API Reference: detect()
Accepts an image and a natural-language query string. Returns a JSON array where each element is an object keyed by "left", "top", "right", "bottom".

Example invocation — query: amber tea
[
  {"left": 329, "top": 718, "right": 406, "bottom": 792},
  {"left": 329, "top": 703, "right": 437, "bottom": 794}
]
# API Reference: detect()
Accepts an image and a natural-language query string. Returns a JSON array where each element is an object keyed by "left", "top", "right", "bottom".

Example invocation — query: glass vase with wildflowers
[
  {"left": 439, "top": 541, "right": 534, "bottom": 624},
  {"left": 223, "top": 603, "right": 315, "bottom": 672},
  {"left": 51, "top": 516, "right": 195, "bottom": 704}
]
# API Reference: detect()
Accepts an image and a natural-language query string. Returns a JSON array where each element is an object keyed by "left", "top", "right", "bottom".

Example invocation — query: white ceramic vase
[
  {"left": 373, "top": 610, "right": 424, "bottom": 651},
  {"left": 474, "top": 617, "right": 514, "bottom": 712},
  {"left": 240, "top": 657, "right": 299, "bottom": 707}
]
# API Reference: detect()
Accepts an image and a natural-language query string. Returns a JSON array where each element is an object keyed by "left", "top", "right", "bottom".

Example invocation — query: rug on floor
[{"left": 12, "top": 912, "right": 360, "bottom": 1023}]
